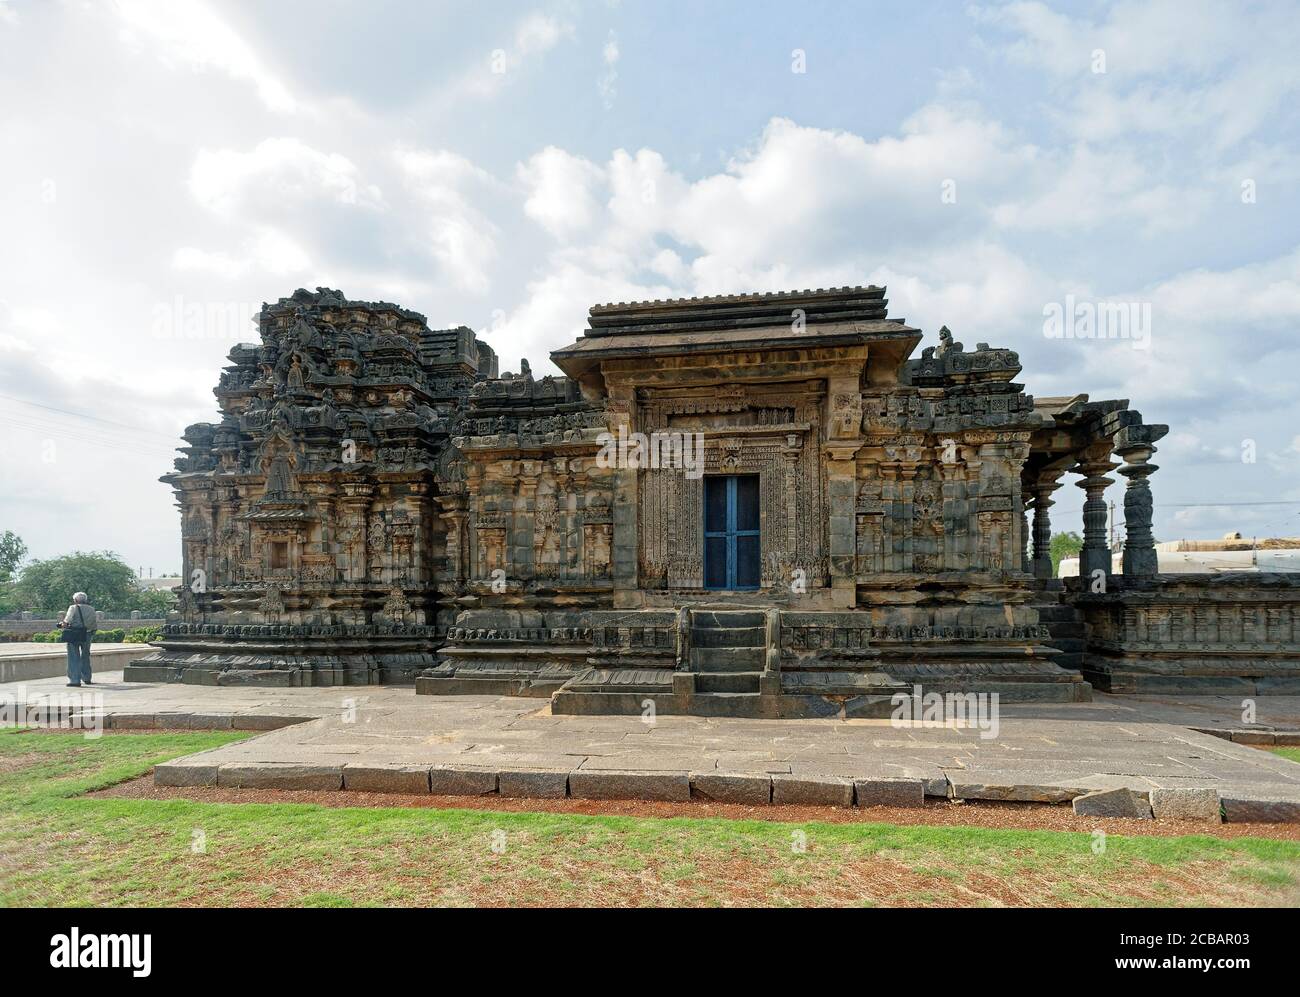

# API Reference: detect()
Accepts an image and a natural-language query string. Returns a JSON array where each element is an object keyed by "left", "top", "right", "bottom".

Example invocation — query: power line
[{"left": 0, "top": 391, "right": 180, "bottom": 441}]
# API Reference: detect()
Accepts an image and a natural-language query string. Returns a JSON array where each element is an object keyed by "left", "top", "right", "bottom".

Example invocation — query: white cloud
[
  {"left": 599, "top": 30, "right": 619, "bottom": 109},
  {"left": 395, "top": 148, "right": 501, "bottom": 293},
  {"left": 173, "top": 227, "right": 311, "bottom": 278},
  {"left": 518, "top": 147, "right": 606, "bottom": 239},
  {"left": 113, "top": 0, "right": 298, "bottom": 112},
  {"left": 189, "top": 138, "right": 382, "bottom": 218}
]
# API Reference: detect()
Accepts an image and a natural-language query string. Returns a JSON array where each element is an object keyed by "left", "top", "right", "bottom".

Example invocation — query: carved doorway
[{"left": 704, "top": 474, "right": 760, "bottom": 590}]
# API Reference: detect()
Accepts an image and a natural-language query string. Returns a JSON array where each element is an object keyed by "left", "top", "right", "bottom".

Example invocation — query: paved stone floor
[
  {"left": 6, "top": 671, "right": 1300, "bottom": 818},
  {"left": 0, "top": 642, "right": 152, "bottom": 682}
]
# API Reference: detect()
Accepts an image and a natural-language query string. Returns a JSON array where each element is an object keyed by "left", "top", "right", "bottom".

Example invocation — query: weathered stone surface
[
  {"left": 1275, "top": 731, "right": 1300, "bottom": 746},
  {"left": 498, "top": 769, "right": 570, "bottom": 799},
  {"left": 569, "top": 769, "right": 690, "bottom": 802},
  {"left": 231, "top": 714, "right": 306, "bottom": 731},
  {"left": 691, "top": 772, "right": 771, "bottom": 805},
  {"left": 947, "top": 773, "right": 1082, "bottom": 804},
  {"left": 428, "top": 766, "right": 498, "bottom": 796},
  {"left": 217, "top": 762, "right": 343, "bottom": 790},
  {"left": 1230, "top": 730, "right": 1276, "bottom": 745},
  {"left": 342, "top": 763, "right": 430, "bottom": 794},
  {"left": 1221, "top": 794, "right": 1300, "bottom": 823},
  {"left": 153, "top": 712, "right": 233, "bottom": 730},
  {"left": 1071, "top": 788, "right": 1153, "bottom": 819},
  {"left": 771, "top": 774, "right": 854, "bottom": 807},
  {"left": 1073, "top": 573, "right": 1300, "bottom": 695},
  {"left": 854, "top": 777, "right": 925, "bottom": 808},
  {"left": 107, "top": 714, "right": 157, "bottom": 729},
  {"left": 154, "top": 761, "right": 219, "bottom": 787},
  {"left": 1150, "top": 788, "right": 1221, "bottom": 823}
]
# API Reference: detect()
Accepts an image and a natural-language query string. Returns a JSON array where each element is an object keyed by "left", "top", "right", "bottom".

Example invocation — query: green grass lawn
[
  {"left": 2, "top": 727, "right": 1299, "bottom": 907},
  {"left": 1272, "top": 747, "right": 1300, "bottom": 764}
]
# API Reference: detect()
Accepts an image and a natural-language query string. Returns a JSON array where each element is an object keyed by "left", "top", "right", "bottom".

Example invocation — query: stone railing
[{"left": 1065, "top": 572, "right": 1300, "bottom": 694}]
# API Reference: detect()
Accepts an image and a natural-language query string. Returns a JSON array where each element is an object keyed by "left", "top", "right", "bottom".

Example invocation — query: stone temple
[{"left": 129, "top": 285, "right": 1300, "bottom": 716}]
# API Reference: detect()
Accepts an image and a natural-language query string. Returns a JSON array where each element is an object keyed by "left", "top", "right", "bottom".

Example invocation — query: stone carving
[{"left": 137, "top": 283, "right": 1216, "bottom": 710}]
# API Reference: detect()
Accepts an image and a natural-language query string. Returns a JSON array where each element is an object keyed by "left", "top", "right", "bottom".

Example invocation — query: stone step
[
  {"left": 688, "top": 691, "right": 766, "bottom": 718},
  {"left": 691, "top": 625, "right": 765, "bottom": 648},
  {"left": 695, "top": 671, "right": 762, "bottom": 694},
  {"left": 690, "top": 646, "right": 766, "bottom": 672},
  {"left": 691, "top": 610, "right": 766, "bottom": 630}
]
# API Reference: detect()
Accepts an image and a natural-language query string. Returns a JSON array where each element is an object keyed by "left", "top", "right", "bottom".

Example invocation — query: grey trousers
[{"left": 66, "top": 639, "right": 93, "bottom": 685}]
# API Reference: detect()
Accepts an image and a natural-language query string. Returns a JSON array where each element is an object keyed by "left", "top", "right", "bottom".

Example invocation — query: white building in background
[
  {"left": 1058, "top": 533, "right": 1300, "bottom": 576},
  {"left": 137, "top": 576, "right": 182, "bottom": 591}
]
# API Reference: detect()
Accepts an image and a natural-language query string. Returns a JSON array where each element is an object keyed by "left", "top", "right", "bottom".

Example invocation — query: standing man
[{"left": 60, "top": 591, "right": 97, "bottom": 687}]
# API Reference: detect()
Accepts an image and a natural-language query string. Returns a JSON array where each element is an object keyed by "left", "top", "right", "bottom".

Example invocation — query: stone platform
[
  {"left": 8, "top": 671, "right": 1300, "bottom": 821},
  {"left": 0, "top": 643, "right": 154, "bottom": 683}
]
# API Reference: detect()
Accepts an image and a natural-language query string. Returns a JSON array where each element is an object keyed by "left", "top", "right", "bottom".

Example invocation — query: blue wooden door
[{"left": 704, "top": 474, "right": 760, "bottom": 590}]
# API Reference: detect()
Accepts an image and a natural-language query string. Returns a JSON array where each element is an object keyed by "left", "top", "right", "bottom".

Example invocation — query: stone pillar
[
  {"left": 1030, "top": 471, "right": 1064, "bottom": 580},
  {"left": 606, "top": 386, "right": 641, "bottom": 608},
  {"left": 825, "top": 444, "right": 861, "bottom": 608},
  {"left": 1117, "top": 444, "right": 1159, "bottom": 576},
  {"left": 1075, "top": 445, "right": 1117, "bottom": 579}
]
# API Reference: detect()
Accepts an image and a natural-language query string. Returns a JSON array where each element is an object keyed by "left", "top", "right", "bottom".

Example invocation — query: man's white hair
[{"left": 72, "top": 592, "right": 88, "bottom": 604}]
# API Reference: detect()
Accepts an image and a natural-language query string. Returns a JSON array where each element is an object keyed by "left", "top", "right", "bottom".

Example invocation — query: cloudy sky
[{"left": 1, "top": 0, "right": 1299, "bottom": 575}]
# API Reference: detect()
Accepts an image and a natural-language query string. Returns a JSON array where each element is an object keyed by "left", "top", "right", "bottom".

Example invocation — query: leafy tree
[
  {"left": 0, "top": 531, "right": 25, "bottom": 582},
  {"left": 1050, "top": 531, "right": 1083, "bottom": 576},
  {"left": 15, "top": 551, "right": 143, "bottom": 613},
  {"left": 0, "top": 531, "right": 27, "bottom": 615},
  {"left": 134, "top": 587, "right": 178, "bottom": 616}
]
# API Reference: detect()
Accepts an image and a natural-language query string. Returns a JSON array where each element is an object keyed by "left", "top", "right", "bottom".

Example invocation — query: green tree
[
  {"left": 0, "top": 531, "right": 27, "bottom": 615},
  {"left": 15, "top": 551, "right": 142, "bottom": 613},
  {"left": 0, "top": 531, "right": 26, "bottom": 582},
  {"left": 134, "top": 587, "right": 178, "bottom": 616},
  {"left": 1049, "top": 531, "right": 1083, "bottom": 576}
]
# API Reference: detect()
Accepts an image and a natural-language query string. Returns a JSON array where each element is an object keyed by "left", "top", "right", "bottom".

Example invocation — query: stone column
[
  {"left": 1117, "top": 444, "right": 1159, "bottom": 576},
  {"left": 606, "top": 386, "right": 641, "bottom": 608},
  {"left": 825, "top": 444, "right": 861, "bottom": 608},
  {"left": 1075, "top": 445, "right": 1118, "bottom": 579},
  {"left": 1030, "top": 471, "right": 1064, "bottom": 580}
]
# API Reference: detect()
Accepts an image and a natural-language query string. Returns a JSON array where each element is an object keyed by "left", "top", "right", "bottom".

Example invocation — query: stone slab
[
  {"left": 342, "top": 763, "right": 431, "bottom": 794},
  {"left": 569, "top": 770, "right": 690, "bottom": 802},
  {"left": 428, "top": 766, "right": 498, "bottom": 796},
  {"left": 947, "top": 772, "right": 1086, "bottom": 804},
  {"left": 152, "top": 713, "right": 234, "bottom": 730},
  {"left": 1150, "top": 788, "right": 1221, "bottom": 823},
  {"left": 1071, "top": 788, "right": 1153, "bottom": 819},
  {"left": 9, "top": 671, "right": 1300, "bottom": 820},
  {"left": 497, "top": 769, "right": 571, "bottom": 798},
  {"left": 1230, "top": 730, "right": 1277, "bottom": 745},
  {"left": 154, "top": 760, "right": 219, "bottom": 787},
  {"left": 854, "top": 777, "right": 925, "bottom": 808},
  {"left": 232, "top": 714, "right": 308, "bottom": 731},
  {"left": 217, "top": 762, "right": 343, "bottom": 791},
  {"left": 1221, "top": 793, "right": 1300, "bottom": 823},
  {"left": 691, "top": 772, "right": 772, "bottom": 805},
  {"left": 771, "top": 774, "right": 854, "bottom": 806},
  {"left": 107, "top": 714, "right": 157, "bottom": 729}
]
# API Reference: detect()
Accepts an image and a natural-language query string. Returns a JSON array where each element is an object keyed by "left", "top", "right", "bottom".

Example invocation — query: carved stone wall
[
  {"left": 1068, "top": 573, "right": 1300, "bottom": 694},
  {"left": 128, "top": 287, "right": 497, "bottom": 686},
  {"left": 636, "top": 383, "right": 826, "bottom": 591}
]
